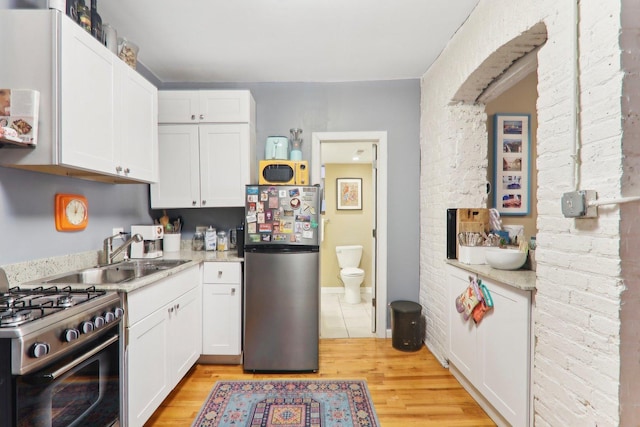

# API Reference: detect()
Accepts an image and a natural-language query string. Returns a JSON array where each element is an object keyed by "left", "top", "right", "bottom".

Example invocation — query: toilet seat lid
[{"left": 341, "top": 267, "right": 364, "bottom": 276}]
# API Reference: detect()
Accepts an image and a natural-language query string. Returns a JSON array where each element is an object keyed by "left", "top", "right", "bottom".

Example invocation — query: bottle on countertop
[{"left": 205, "top": 226, "right": 217, "bottom": 251}]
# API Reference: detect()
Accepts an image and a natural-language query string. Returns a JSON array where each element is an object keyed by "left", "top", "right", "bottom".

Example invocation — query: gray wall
[
  {"left": 160, "top": 80, "right": 422, "bottom": 303},
  {"left": 0, "top": 79, "right": 421, "bottom": 309},
  {"left": 0, "top": 167, "right": 152, "bottom": 264}
]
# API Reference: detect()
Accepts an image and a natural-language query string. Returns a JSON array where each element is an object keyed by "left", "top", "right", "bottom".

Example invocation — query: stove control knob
[
  {"left": 93, "top": 316, "right": 105, "bottom": 328},
  {"left": 63, "top": 328, "right": 80, "bottom": 342},
  {"left": 114, "top": 307, "right": 125, "bottom": 319},
  {"left": 31, "top": 342, "right": 50, "bottom": 358},
  {"left": 80, "top": 321, "right": 94, "bottom": 334},
  {"left": 104, "top": 311, "right": 115, "bottom": 324}
]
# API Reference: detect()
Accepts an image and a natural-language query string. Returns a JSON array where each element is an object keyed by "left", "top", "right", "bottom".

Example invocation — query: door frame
[{"left": 312, "top": 131, "right": 388, "bottom": 338}]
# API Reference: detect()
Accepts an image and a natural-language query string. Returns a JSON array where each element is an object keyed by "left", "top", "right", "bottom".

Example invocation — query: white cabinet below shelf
[
  {"left": 447, "top": 264, "right": 532, "bottom": 427},
  {"left": 202, "top": 262, "right": 242, "bottom": 357},
  {"left": 150, "top": 123, "right": 253, "bottom": 208},
  {"left": 126, "top": 266, "right": 201, "bottom": 427}
]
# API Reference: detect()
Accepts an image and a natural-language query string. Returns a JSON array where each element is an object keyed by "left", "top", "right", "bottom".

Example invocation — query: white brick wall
[{"left": 419, "top": 0, "right": 638, "bottom": 425}]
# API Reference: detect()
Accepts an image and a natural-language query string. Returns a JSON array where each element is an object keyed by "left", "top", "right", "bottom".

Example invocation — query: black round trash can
[{"left": 389, "top": 300, "right": 423, "bottom": 352}]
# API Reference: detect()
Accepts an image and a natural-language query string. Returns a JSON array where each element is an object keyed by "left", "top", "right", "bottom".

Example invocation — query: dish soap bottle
[{"left": 205, "top": 226, "right": 217, "bottom": 251}]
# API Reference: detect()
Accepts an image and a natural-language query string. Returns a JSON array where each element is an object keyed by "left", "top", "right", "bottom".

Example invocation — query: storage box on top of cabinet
[
  {"left": 151, "top": 90, "right": 256, "bottom": 208},
  {"left": 0, "top": 10, "right": 158, "bottom": 184}
]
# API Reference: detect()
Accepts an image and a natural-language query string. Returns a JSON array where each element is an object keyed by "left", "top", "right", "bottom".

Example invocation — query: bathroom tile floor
[{"left": 320, "top": 291, "right": 376, "bottom": 338}]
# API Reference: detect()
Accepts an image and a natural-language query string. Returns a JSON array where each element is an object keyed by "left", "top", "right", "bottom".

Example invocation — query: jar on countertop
[
  {"left": 192, "top": 231, "right": 205, "bottom": 251},
  {"left": 216, "top": 230, "right": 228, "bottom": 252}
]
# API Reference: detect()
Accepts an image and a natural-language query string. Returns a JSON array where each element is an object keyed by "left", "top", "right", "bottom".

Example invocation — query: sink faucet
[{"left": 102, "top": 232, "right": 144, "bottom": 265}]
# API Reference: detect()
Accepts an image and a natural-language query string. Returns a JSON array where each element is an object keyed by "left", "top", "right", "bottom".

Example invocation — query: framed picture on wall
[
  {"left": 336, "top": 178, "right": 362, "bottom": 210},
  {"left": 494, "top": 113, "right": 531, "bottom": 215}
]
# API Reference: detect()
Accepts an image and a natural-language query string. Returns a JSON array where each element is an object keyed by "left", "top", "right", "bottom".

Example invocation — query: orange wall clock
[{"left": 55, "top": 193, "right": 88, "bottom": 231}]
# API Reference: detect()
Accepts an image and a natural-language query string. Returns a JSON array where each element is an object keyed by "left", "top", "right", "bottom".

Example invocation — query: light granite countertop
[
  {"left": 446, "top": 260, "right": 536, "bottom": 291},
  {"left": 1, "top": 247, "right": 243, "bottom": 293}
]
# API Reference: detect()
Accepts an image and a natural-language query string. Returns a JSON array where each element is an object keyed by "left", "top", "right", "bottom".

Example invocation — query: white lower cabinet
[
  {"left": 126, "top": 266, "right": 201, "bottom": 427},
  {"left": 447, "top": 265, "right": 532, "bottom": 427},
  {"left": 202, "top": 262, "right": 242, "bottom": 356}
]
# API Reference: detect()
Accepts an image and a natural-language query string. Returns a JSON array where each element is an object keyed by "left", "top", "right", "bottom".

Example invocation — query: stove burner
[
  {"left": 57, "top": 294, "right": 74, "bottom": 307},
  {"left": 0, "top": 309, "right": 32, "bottom": 327},
  {"left": 0, "top": 293, "right": 17, "bottom": 307}
]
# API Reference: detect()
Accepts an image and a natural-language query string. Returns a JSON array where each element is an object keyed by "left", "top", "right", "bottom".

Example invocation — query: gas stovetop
[
  {"left": 0, "top": 285, "right": 108, "bottom": 328},
  {"left": 0, "top": 285, "right": 123, "bottom": 375}
]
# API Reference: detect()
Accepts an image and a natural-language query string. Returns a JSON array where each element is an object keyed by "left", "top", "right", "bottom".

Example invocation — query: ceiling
[{"left": 99, "top": 0, "right": 479, "bottom": 84}]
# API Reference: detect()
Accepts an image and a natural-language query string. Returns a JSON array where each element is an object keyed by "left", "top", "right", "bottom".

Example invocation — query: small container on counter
[
  {"left": 216, "top": 230, "right": 228, "bottom": 251},
  {"left": 205, "top": 226, "right": 217, "bottom": 251},
  {"left": 192, "top": 231, "right": 205, "bottom": 251}
]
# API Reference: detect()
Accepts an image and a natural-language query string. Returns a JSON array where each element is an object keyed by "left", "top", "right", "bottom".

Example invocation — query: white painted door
[
  {"left": 447, "top": 265, "right": 478, "bottom": 379},
  {"left": 168, "top": 287, "right": 201, "bottom": 381},
  {"left": 157, "top": 90, "right": 200, "bottom": 123},
  {"left": 150, "top": 125, "right": 201, "bottom": 208},
  {"left": 199, "top": 90, "right": 252, "bottom": 123},
  {"left": 127, "top": 307, "right": 170, "bottom": 427},
  {"left": 115, "top": 60, "right": 158, "bottom": 182},
  {"left": 60, "top": 17, "right": 116, "bottom": 174},
  {"left": 199, "top": 124, "right": 250, "bottom": 207},
  {"left": 477, "top": 277, "right": 531, "bottom": 427},
  {"left": 370, "top": 143, "right": 378, "bottom": 332},
  {"left": 202, "top": 284, "right": 242, "bottom": 355}
]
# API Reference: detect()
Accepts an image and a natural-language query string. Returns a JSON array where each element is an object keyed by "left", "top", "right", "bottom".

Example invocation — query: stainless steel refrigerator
[{"left": 243, "top": 184, "right": 320, "bottom": 372}]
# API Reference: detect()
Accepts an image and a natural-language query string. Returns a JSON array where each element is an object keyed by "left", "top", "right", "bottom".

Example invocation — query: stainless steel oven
[
  {"left": 15, "top": 329, "right": 120, "bottom": 427},
  {"left": 0, "top": 279, "right": 123, "bottom": 427}
]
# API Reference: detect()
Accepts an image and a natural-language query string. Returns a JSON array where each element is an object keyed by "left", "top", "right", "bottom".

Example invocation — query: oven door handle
[{"left": 28, "top": 334, "right": 119, "bottom": 384}]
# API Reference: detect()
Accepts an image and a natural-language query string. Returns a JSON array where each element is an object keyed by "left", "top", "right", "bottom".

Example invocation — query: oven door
[{"left": 15, "top": 331, "right": 120, "bottom": 427}]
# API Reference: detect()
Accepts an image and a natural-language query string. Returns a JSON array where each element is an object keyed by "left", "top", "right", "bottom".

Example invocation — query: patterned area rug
[{"left": 191, "top": 380, "right": 380, "bottom": 427}]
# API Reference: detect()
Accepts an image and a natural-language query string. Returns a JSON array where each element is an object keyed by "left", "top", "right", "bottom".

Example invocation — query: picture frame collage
[{"left": 493, "top": 114, "right": 531, "bottom": 216}]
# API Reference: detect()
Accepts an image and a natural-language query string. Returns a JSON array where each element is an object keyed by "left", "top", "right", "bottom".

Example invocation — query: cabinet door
[
  {"left": 202, "top": 284, "right": 242, "bottom": 355},
  {"left": 199, "top": 90, "right": 252, "bottom": 123},
  {"left": 168, "top": 287, "right": 202, "bottom": 381},
  {"left": 150, "top": 125, "right": 201, "bottom": 208},
  {"left": 199, "top": 124, "right": 251, "bottom": 207},
  {"left": 477, "top": 278, "right": 531, "bottom": 427},
  {"left": 158, "top": 91, "right": 200, "bottom": 123},
  {"left": 115, "top": 61, "right": 158, "bottom": 182},
  {"left": 447, "top": 265, "right": 477, "bottom": 379},
  {"left": 59, "top": 16, "right": 116, "bottom": 174},
  {"left": 127, "top": 307, "right": 170, "bottom": 427}
]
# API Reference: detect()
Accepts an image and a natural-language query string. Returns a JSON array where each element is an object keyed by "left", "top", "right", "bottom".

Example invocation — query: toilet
[{"left": 335, "top": 245, "right": 365, "bottom": 304}]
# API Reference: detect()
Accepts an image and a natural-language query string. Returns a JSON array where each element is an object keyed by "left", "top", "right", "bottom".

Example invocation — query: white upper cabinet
[
  {"left": 151, "top": 90, "right": 256, "bottom": 208},
  {"left": 158, "top": 90, "right": 253, "bottom": 123},
  {"left": 0, "top": 10, "right": 158, "bottom": 184}
]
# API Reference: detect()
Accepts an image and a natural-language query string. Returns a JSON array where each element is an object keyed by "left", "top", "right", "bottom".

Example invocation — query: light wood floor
[{"left": 145, "top": 338, "right": 495, "bottom": 427}]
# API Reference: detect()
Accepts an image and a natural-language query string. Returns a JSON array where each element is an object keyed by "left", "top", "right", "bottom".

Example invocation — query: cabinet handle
[
  {"left": 115, "top": 166, "right": 123, "bottom": 172},
  {"left": 199, "top": 114, "right": 204, "bottom": 120},
  {"left": 175, "top": 303, "right": 180, "bottom": 311},
  {"left": 192, "top": 200, "right": 197, "bottom": 206},
  {"left": 218, "top": 271, "right": 223, "bottom": 278},
  {"left": 168, "top": 307, "right": 174, "bottom": 313},
  {"left": 191, "top": 114, "right": 196, "bottom": 120},
  {"left": 231, "top": 288, "right": 236, "bottom": 295},
  {"left": 202, "top": 200, "right": 207, "bottom": 206},
  {"left": 124, "top": 167, "right": 130, "bottom": 174}
]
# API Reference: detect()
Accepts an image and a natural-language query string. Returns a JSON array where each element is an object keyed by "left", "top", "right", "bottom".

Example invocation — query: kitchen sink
[
  {"left": 45, "top": 267, "right": 136, "bottom": 285},
  {"left": 41, "top": 259, "right": 192, "bottom": 285}
]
